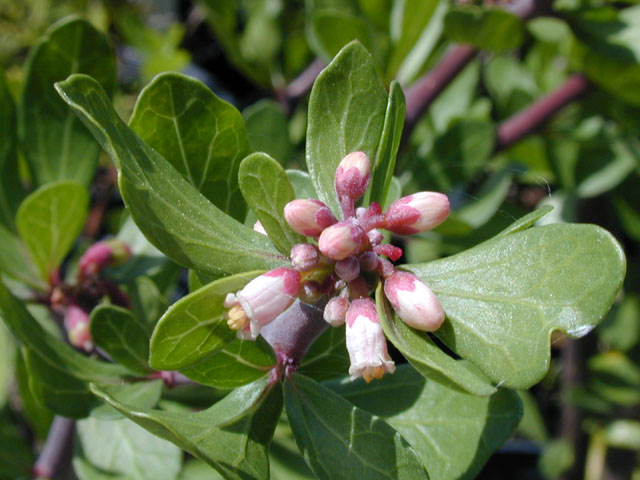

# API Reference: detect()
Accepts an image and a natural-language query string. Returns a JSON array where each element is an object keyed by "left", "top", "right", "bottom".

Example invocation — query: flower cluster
[{"left": 225, "top": 152, "right": 450, "bottom": 382}]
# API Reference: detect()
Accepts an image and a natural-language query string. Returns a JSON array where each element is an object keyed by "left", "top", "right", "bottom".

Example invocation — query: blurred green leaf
[
  {"left": 91, "top": 376, "right": 283, "bottom": 480},
  {"left": 444, "top": 6, "right": 524, "bottom": 52},
  {"left": 375, "top": 284, "right": 496, "bottom": 396},
  {"left": 298, "top": 325, "right": 349, "bottom": 381},
  {"left": 178, "top": 459, "right": 224, "bottom": 480},
  {"left": 516, "top": 390, "right": 548, "bottom": 443},
  {"left": 16, "top": 181, "right": 88, "bottom": 282},
  {"left": 406, "top": 223, "right": 626, "bottom": 389},
  {"left": 287, "top": 170, "right": 317, "bottom": 199},
  {"left": 0, "top": 323, "right": 13, "bottom": 408},
  {"left": 538, "top": 439, "right": 574, "bottom": 479},
  {"left": 331, "top": 365, "right": 523, "bottom": 480},
  {"left": 306, "top": 41, "right": 388, "bottom": 216},
  {"left": 90, "top": 380, "right": 163, "bottom": 421},
  {"left": 15, "top": 349, "right": 53, "bottom": 439},
  {"left": 129, "top": 72, "right": 248, "bottom": 221},
  {"left": 310, "top": 10, "right": 377, "bottom": 62},
  {"left": 239, "top": 153, "right": 304, "bottom": 254},
  {"left": 0, "top": 413, "right": 33, "bottom": 479},
  {"left": 605, "top": 420, "right": 640, "bottom": 450},
  {"left": 284, "top": 373, "right": 430, "bottom": 480},
  {"left": 0, "top": 69, "right": 22, "bottom": 231},
  {"left": 55, "top": 74, "right": 289, "bottom": 277},
  {"left": 0, "top": 224, "right": 44, "bottom": 291},
  {"left": 589, "top": 351, "right": 640, "bottom": 406},
  {"left": 598, "top": 294, "right": 640, "bottom": 352},
  {"left": 457, "top": 170, "right": 513, "bottom": 229},
  {"left": 90, "top": 305, "right": 151, "bottom": 374},
  {"left": 243, "top": 99, "right": 292, "bottom": 165},
  {"left": 150, "top": 271, "right": 259, "bottom": 370},
  {"left": 77, "top": 414, "right": 182, "bottom": 480},
  {"left": 19, "top": 17, "right": 116, "bottom": 187}
]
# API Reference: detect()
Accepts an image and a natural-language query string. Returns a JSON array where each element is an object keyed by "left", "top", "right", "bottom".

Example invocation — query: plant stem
[
  {"left": 32, "top": 416, "right": 75, "bottom": 479},
  {"left": 495, "top": 74, "right": 590, "bottom": 152}
]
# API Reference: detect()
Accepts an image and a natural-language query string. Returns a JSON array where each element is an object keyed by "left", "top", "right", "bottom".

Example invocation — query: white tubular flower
[
  {"left": 384, "top": 271, "right": 444, "bottom": 331},
  {"left": 345, "top": 298, "right": 395, "bottom": 382},
  {"left": 224, "top": 267, "right": 301, "bottom": 340}
]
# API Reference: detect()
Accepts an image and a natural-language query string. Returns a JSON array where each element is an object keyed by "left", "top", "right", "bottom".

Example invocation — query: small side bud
[
  {"left": 284, "top": 199, "right": 337, "bottom": 237},
  {"left": 384, "top": 271, "right": 444, "bottom": 331},
  {"left": 65, "top": 304, "right": 93, "bottom": 351},
  {"left": 345, "top": 298, "right": 395, "bottom": 382},
  {"left": 318, "top": 219, "right": 364, "bottom": 261},
  {"left": 224, "top": 267, "right": 301, "bottom": 340},
  {"left": 79, "top": 239, "right": 132, "bottom": 280},
  {"left": 385, "top": 192, "right": 450, "bottom": 235},
  {"left": 323, "top": 296, "right": 349, "bottom": 326},
  {"left": 334, "top": 151, "right": 371, "bottom": 200},
  {"left": 334, "top": 256, "right": 360, "bottom": 282},
  {"left": 290, "top": 244, "right": 320, "bottom": 271}
]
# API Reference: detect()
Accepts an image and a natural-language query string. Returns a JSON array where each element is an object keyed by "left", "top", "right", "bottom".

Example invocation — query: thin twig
[{"left": 33, "top": 416, "right": 75, "bottom": 479}]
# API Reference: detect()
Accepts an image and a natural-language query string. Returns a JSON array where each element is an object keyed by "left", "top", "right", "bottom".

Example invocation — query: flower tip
[
  {"left": 284, "top": 199, "right": 336, "bottom": 237},
  {"left": 384, "top": 271, "right": 444, "bottom": 331},
  {"left": 385, "top": 192, "right": 450, "bottom": 235}
]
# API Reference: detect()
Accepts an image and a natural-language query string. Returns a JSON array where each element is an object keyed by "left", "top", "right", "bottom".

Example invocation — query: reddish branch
[{"left": 33, "top": 416, "right": 75, "bottom": 479}]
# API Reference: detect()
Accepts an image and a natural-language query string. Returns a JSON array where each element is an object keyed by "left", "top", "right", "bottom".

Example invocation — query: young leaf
[
  {"left": 284, "top": 373, "right": 430, "bottom": 480},
  {"left": 375, "top": 284, "right": 496, "bottom": 396},
  {"left": 331, "top": 365, "right": 523, "bottom": 480},
  {"left": 90, "top": 305, "right": 151, "bottom": 374},
  {"left": 19, "top": 17, "right": 116, "bottom": 187},
  {"left": 306, "top": 41, "right": 389, "bottom": 216},
  {"left": 367, "top": 81, "right": 405, "bottom": 208},
  {"left": 76, "top": 415, "right": 182, "bottom": 480},
  {"left": 16, "top": 181, "right": 88, "bottom": 282},
  {"left": 55, "top": 74, "right": 289, "bottom": 277},
  {"left": 150, "top": 271, "right": 261, "bottom": 370},
  {"left": 239, "top": 153, "right": 304, "bottom": 254},
  {"left": 179, "top": 337, "right": 276, "bottom": 389},
  {"left": 129, "top": 72, "right": 248, "bottom": 221},
  {"left": 405, "top": 223, "right": 626, "bottom": 389},
  {"left": 90, "top": 376, "right": 283, "bottom": 480}
]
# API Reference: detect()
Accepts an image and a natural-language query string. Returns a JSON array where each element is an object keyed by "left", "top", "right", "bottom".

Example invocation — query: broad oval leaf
[
  {"left": 90, "top": 376, "right": 283, "bottom": 480},
  {"left": 284, "top": 373, "right": 430, "bottom": 480},
  {"left": 19, "top": 17, "right": 116, "bottom": 187},
  {"left": 150, "top": 271, "right": 261, "bottom": 370},
  {"left": 239, "top": 153, "right": 303, "bottom": 254},
  {"left": 405, "top": 223, "right": 626, "bottom": 389},
  {"left": 90, "top": 305, "right": 151, "bottom": 374},
  {"left": 129, "top": 72, "right": 248, "bottom": 221},
  {"left": 16, "top": 181, "right": 88, "bottom": 282},
  {"left": 375, "top": 284, "right": 496, "bottom": 396},
  {"left": 55, "top": 74, "right": 289, "bottom": 277},
  {"left": 306, "top": 41, "right": 389, "bottom": 216},
  {"left": 330, "top": 365, "right": 523, "bottom": 480},
  {"left": 180, "top": 337, "right": 276, "bottom": 390}
]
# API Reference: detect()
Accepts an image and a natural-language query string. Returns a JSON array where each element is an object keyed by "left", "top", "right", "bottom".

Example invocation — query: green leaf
[
  {"left": 330, "top": 365, "right": 523, "bottom": 480},
  {"left": 405, "top": 223, "right": 626, "bottom": 389},
  {"left": 605, "top": 420, "right": 640, "bottom": 450},
  {"left": 77, "top": 415, "right": 182, "bottom": 480},
  {"left": 19, "top": 17, "right": 116, "bottom": 187},
  {"left": 180, "top": 337, "right": 276, "bottom": 389},
  {"left": 16, "top": 181, "right": 88, "bottom": 282},
  {"left": 366, "top": 81, "right": 405, "bottom": 208},
  {"left": 243, "top": 99, "right": 293, "bottom": 165},
  {"left": 310, "top": 11, "right": 377, "bottom": 62},
  {"left": 239, "top": 153, "right": 304, "bottom": 254},
  {"left": 284, "top": 373, "right": 430, "bottom": 480},
  {"left": 298, "top": 325, "right": 349, "bottom": 381},
  {"left": 457, "top": 170, "right": 513, "bottom": 228},
  {"left": 73, "top": 456, "right": 129, "bottom": 480},
  {"left": 0, "top": 278, "right": 127, "bottom": 384},
  {"left": 90, "top": 380, "right": 163, "bottom": 420},
  {"left": 150, "top": 271, "right": 260, "bottom": 370},
  {"left": 306, "top": 41, "right": 389, "bottom": 216},
  {"left": 516, "top": 389, "right": 548, "bottom": 443},
  {"left": 0, "top": 412, "right": 34, "bottom": 479},
  {"left": 55, "top": 74, "right": 289, "bottom": 277},
  {"left": 91, "top": 376, "right": 283, "bottom": 480},
  {"left": 270, "top": 417, "right": 316, "bottom": 480},
  {"left": 178, "top": 459, "right": 224, "bottom": 480},
  {"left": 287, "top": 170, "right": 318, "bottom": 199},
  {"left": 0, "top": 69, "right": 23, "bottom": 231},
  {"left": 0, "top": 323, "right": 14, "bottom": 408},
  {"left": 598, "top": 293, "right": 640, "bottom": 352},
  {"left": 444, "top": 6, "right": 524, "bottom": 52},
  {"left": 589, "top": 351, "right": 640, "bottom": 406},
  {"left": 496, "top": 205, "right": 553, "bottom": 236},
  {"left": 90, "top": 305, "right": 151, "bottom": 374},
  {"left": 15, "top": 349, "right": 53, "bottom": 439},
  {"left": 129, "top": 72, "right": 248, "bottom": 221},
  {"left": 0, "top": 224, "right": 45, "bottom": 290},
  {"left": 375, "top": 284, "right": 497, "bottom": 396}
]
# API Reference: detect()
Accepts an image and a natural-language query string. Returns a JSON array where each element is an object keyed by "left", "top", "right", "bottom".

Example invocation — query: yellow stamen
[{"left": 226, "top": 305, "right": 249, "bottom": 330}]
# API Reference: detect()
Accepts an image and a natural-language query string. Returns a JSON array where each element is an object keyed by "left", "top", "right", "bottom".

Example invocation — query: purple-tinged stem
[
  {"left": 260, "top": 299, "right": 328, "bottom": 367},
  {"left": 495, "top": 74, "right": 590, "bottom": 152},
  {"left": 33, "top": 416, "right": 75, "bottom": 479}
]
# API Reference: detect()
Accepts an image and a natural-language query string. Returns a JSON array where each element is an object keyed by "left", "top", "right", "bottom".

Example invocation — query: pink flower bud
[
  {"left": 334, "top": 151, "right": 371, "bottom": 200},
  {"left": 384, "top": 271, "right": 444, "bottom": 331},
  {"left": 385, "top": 192, "right": 450, "bottom": 235},
  {"left": 65, "top": 304, "right": 93, "bottom": 351},
  {"left": 318, "top": 219, "right": 364, "bottom": 261},
  {"left": 334, "top": 256, "right": 360, "bottom": 282},
  {"left": 290, "top": 244, "right": 320, "bottom": 271},
  {"left": 345, "top": 298, "right": 395, "bottom": 382},
  {"left": 323, "top": 296, "right": 349, "bottom": 326},
  {"left": 284, "top": 199, "right": 337, "bottom": 237},
  {"left": 79, "top": 239, "right": 132, "bottom": 280},
  {"left": 224, "top": 267, "right": 300, "bottom": 340}
]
